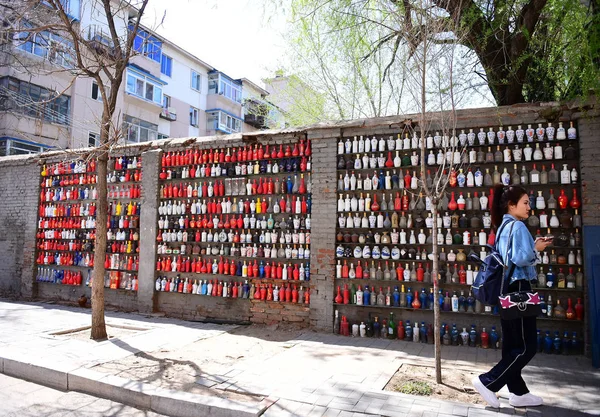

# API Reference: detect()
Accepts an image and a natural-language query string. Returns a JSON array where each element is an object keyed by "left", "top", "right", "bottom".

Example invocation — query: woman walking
[{"left": 472, "top": 184, "right": 553, "bottom": 408}]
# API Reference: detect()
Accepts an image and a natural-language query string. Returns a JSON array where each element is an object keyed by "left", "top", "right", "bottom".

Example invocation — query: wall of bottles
[
  {"left": 36, "top": 156, "right": 142, "bottom": 292},
  {"left": 154, "top": 142, "right": 313, "bottom": 309},
  {"left": 333, "top": 122, "right": 584, "bottom": 352}
]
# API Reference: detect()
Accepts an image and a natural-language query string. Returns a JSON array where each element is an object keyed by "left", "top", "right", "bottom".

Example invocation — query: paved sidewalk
[{"left": 0, "top": 300, "right": 598, "bottom": 417}]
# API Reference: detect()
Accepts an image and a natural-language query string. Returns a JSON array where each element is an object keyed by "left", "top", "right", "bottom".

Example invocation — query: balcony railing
[{"left": 160, "top": 107, "right": 177, "bottom": 121}]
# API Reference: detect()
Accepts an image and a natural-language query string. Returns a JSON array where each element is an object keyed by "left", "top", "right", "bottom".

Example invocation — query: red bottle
[
  {"left": 355, "top": 261, "right": 363, "bottom": 279},
  {"left": 371, "top": 193, "right": 380, "bottom": 211},
  {"left": 458, "top": 265, "right": 466, "bottom": 284},
  {"left": 335, "top": 286, "right": 343, "bottom": 303},
  {"left": 385, "top": 151, "right": 393, "bottom": 167},
  {"left": 558, "top": 189, "right": 568, "bottom": 209},
  {"left": 285, "top": 284, "right": 292, "bottom": 302},
  {"left": 570, "top": 189, "right": 581, "bottom": 209},
  {"left": 394, "top": 192, "right": 401, "bottom": 210},
  {"left": 449, "top": 169, "right": 457, "bottom": 187},
  {"left": 340, "top": 316, "right": 349, "bottom": 336},
  {"left": 404, "top": 170, "right": 412, "bottom": 189},
  {"left": 575, "top": 298, "right": 584, "bottom": 320},
  {"left": 397, "top": 320, "right": 405, "bottom": 340},
  {"left": 342, "top": 283, "right": 350, "bottom": 304},
  {"left": 396, "top": 264, "right": 404, "bottom": 281},
  {"left": 481, "top": 328, "right": 489, "bottom": 349},
  {"left": 448, "top": 192, "right": 458, "bottom": 211},
  {"left": 416, "top": 263, "right": 424, "bottom": 282},
  {"left": 411, "top": 291, "right": 421, "bottom": 309},
  {"left": 401, "top": 191, "right": 409, "bottom": 211},
  {"left": 566, "top": 298, "right": 575, "bottom": 320}
]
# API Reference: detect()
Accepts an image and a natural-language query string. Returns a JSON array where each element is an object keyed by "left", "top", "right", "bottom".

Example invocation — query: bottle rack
[
  {"left": 334, "top": 122, "right": 585, "bottom": 345},
  {"left": 154, "top": 142, "right": 313, "bottom": 306},
  {"left": 36, "top": 156, "right": 142, "bottom": 292}
]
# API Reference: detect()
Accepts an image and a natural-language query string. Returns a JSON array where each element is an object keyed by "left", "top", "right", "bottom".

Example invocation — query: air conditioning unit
[{"left": 168, "top": 107, "right": 177, "bottom": 115}]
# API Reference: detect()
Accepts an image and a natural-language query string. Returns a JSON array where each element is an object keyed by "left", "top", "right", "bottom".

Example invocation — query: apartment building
[{"left": 0, "top": 0, "right": 279, "bottom": 156}]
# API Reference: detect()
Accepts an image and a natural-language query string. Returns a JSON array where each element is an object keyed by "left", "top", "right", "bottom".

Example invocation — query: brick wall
[
  {"left": 157, "top": 291, "right": 252, "bottom": 322},
  {"left": 36, "top": 281, "right": 138, "bottom": 311},
  {"left": 0, "top": 155, "right": 40, "bottom": 298},
  {"left": 1, "top": 100, "right": 598, "bottom": 341}
]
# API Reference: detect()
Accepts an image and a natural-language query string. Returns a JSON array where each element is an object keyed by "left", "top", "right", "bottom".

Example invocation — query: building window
[
  {"left": 42, "top": 0, "right": 81, "bottom": 20},
  {"left": 125, "top": 68, "right": 163, "bottom": 105},
  {"left": 123, "top": 115, "right": 158, "bottom": 143},
  {"left": 130, "top": 26, "right": 162, "bottom": 62},
  {"left": 88, "top": 132, "right": 100, "bottom": 147},
  {"left": 190, "top": 106, "right": 199, "bottom": 127},
  {"left": 91, "top": 81, "right": 102, "bottom": 101},
  {"left": 0, "top": 76, "right": 71, "bottom": 125},
  {"left": 158, "top": 133, "right": 169, "bottom": 140},
  {"left": 191, "top": 71, "right": 201, "bottom": 92},
  {"left": 161, "top": 54, "right": 172, "bottom": 77},
  {"left": 16, "top": 26, "right": 74, "bottom": 68},
  {"left": 162, "top": 94, "right": 171, "bottom": 109},
  {"left": 0, "top": 138, "right": 47, "bottom": 156},
  {"left": 206, "top": 110, "right": 241, "bottom": 134},
  {"left": 208, "top": 73, "right": 242, "bottom": 103}
]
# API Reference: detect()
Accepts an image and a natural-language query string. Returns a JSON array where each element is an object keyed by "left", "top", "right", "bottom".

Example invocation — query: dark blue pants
[{"left": 479, "top": 280, "right": 537, "bottom": 395}]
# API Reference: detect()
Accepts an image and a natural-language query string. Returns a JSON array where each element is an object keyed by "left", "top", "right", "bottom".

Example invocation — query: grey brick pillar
[
  {"left": 137, "top": 148, "right": 161, "bottom": 313},
  {"left": 308, "top": 132, "right": 340, "bottom": 331}
]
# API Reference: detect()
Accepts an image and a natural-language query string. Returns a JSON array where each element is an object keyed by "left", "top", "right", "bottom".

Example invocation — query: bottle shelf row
[
  {"left": 332, "top": 303, "right": 582, "bottom": 323},
  {"left": 336, "top": 125, "right": 578, "bottom": 154}
]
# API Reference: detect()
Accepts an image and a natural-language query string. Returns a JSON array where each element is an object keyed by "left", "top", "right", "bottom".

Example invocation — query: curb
[{"left": 0, "top": 356, "right": 275, "bottom": 417}]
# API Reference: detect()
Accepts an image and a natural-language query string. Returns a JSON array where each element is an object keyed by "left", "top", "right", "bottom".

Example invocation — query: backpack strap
[{"left": 499, "top": 221, "right": 517, "bottom": 296}]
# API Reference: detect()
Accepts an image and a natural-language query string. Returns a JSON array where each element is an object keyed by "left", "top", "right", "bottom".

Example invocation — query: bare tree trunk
[
  {"left": 431, "top": 204, "right": 441, "bottom": 383},
  {"left": 91, "top": 150, "right": 108, "bottom": 340}
]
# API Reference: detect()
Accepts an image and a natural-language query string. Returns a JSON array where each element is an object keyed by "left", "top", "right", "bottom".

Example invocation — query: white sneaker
[
  {"left": 509, "top": 393, "right": 544, "bottom": 407},
  {"left": 472, "top": 376, "right": 500, "bottom": 408}
]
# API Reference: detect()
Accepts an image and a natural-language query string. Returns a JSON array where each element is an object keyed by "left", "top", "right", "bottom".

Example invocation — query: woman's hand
[{"left": 535, "top": 237, "right": 553, "bottom": 252}]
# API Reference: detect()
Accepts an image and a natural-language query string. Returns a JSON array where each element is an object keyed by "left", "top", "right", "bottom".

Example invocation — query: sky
[{"left": 143, "top": 0, "right": 288, "bottom": 87}]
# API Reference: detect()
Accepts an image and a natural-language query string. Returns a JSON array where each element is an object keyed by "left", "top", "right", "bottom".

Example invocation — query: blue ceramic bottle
[
  {"left": 553, "top": 331, "right": 562, "bottom": 353},
  {"left": 393, "top": 286, "right": 400, "bottom": 306},
  {"left": 469, "top": 325, "right": 477, "bottom": 347},
  {"left": 419, "top": 288, "right": 428, "bottom": 309},
  {"left": 405, "top": 320, "right": 413, "bottom": 340},
  {"left": 420, "top": 321, "right": 427, "bottom": 343},
  {"left": 490, "top": 326, "right": 499, "bottom": 349},
  {"left": 405, "top": 288, "right": 413, "bottom": 307},
  {"left": 544, "top": 331, "right": 553, "bottom": 353},
  {"left": 562, "top": 331, "right": 570, "bottom": 355},
  {"left": 451, "top": 324, "right": 459, "bottom": 345}
]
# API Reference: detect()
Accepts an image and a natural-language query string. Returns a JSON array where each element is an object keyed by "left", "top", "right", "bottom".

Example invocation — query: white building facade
[{"left": 0, "top": 0, "right": 280, "bottom": 156}]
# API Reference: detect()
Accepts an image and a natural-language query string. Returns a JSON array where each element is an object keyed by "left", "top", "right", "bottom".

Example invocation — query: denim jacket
[{"left": 496, "top": 214, "right": 538, "bottom": 284}]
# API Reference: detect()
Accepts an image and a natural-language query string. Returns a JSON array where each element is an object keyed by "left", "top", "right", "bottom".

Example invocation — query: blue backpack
[{"left": 471, "top": 220, "right": 516, "bottom": 306}]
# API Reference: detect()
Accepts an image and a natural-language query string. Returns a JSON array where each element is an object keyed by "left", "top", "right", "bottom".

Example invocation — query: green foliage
[
  {"left": 283, "top": 0, "right": 599, "bottom": 110},
  {"left": 395, "top": 381, "right": 433, "bottom": 396},
  {"left": 523, "top": 0, "right": 600, "bottom": 102}
]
